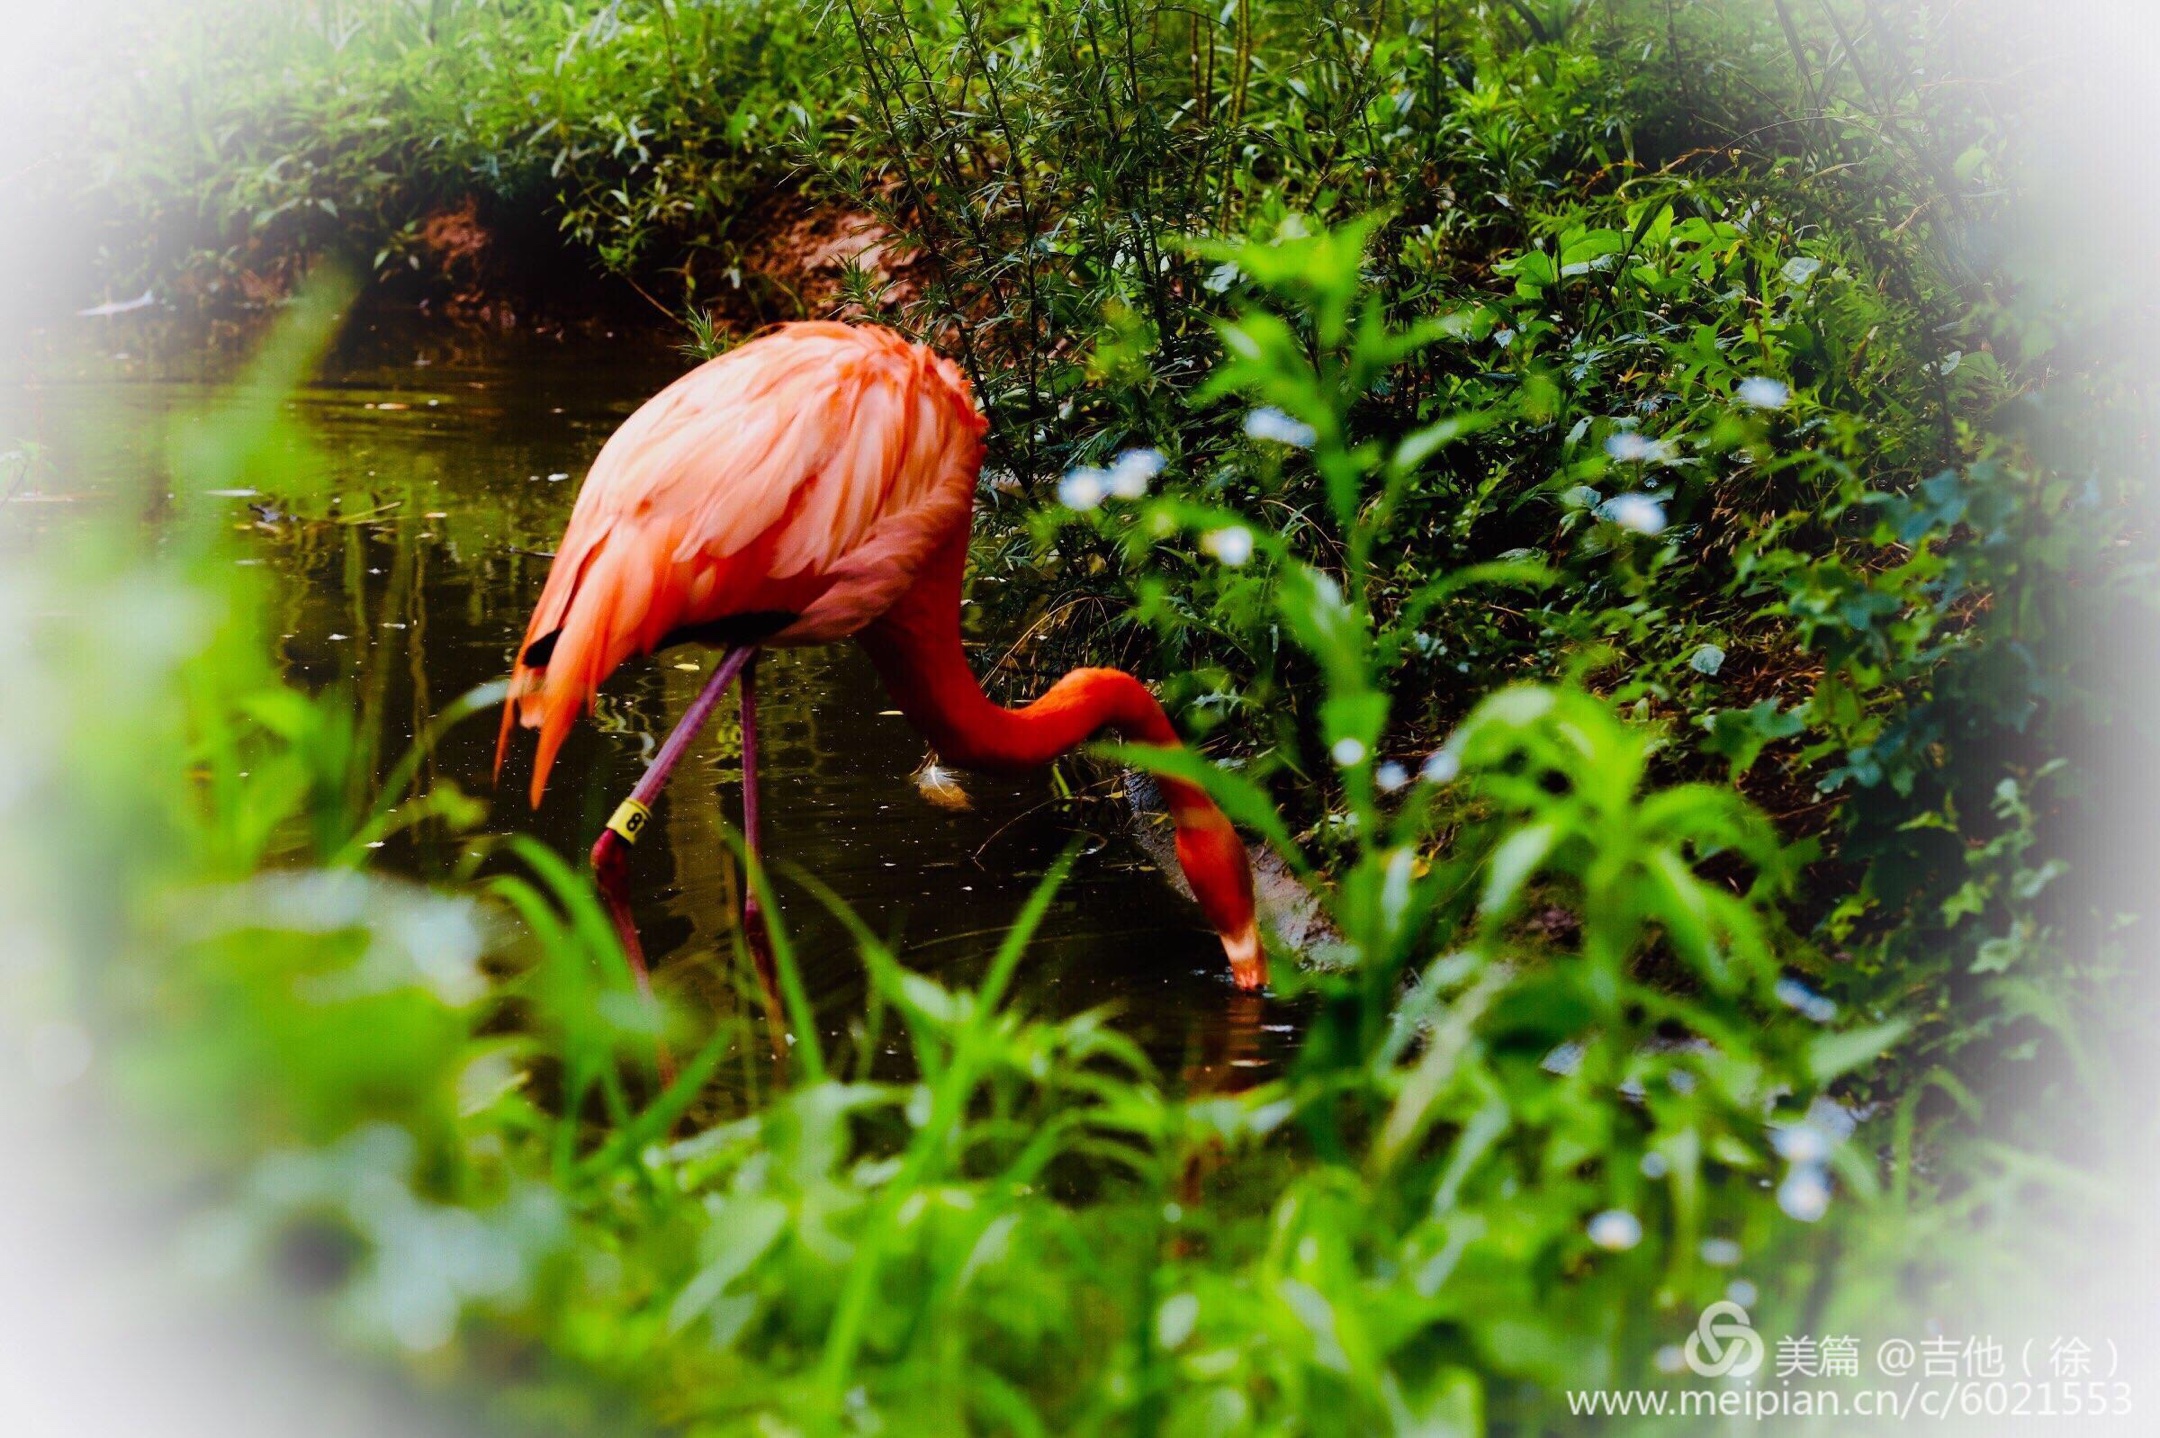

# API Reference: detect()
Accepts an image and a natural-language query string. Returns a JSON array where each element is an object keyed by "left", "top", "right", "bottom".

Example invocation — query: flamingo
[{"left": 497, "top": 322, "right": 1264, "bottom": 993}]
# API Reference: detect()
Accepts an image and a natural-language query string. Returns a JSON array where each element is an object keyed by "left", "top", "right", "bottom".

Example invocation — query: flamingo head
[{"left": 1171, "top": 801, "right": 1266, "bottom": 990}]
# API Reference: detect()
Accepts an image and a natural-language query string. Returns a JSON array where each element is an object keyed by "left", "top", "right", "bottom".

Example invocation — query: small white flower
[
  {"left": 1599, "top": 493, "right": 1667, "bottom": 535},
  {"left": 1604, "top": 430, "right": 1675, "bottom": 465},
  {"left": 1771, "top": 1122, "right": 1831, "bottom": 1166},
  {"left": 1104, "top": 447, "right": 1164, "bottom": 499},
  {"left": 1774, "top": 976, "right": 1838, "bottom": 1023},
  {"left": 1058, "top": 466, "right": 1107, "bottom": 511},
  {"left": 1806, "top": 1096, "right": 1858, "bottom": 1143},
  {"left": 1244, "top": 406, "right": 1317, "bottom": 448},
  {"left": 1540, "top": 1040, "right": 1585, "bottom": 1076},
  {"left": 1700, "top": 1237, "right": 1743, "bottom": 1267},
  {"left": 1736, "top": 376, "right": 1790, "bottom": 409},
  {"left": 1201, "top": 526, "right": 1254, "bottom": 566},
  {"left": 1587, "top": 1210, "right": 1643, "bottom": 1251},
  {"left": 1689, "top": 644, "right": 1726, "bottom": 676},
  {"left": 547, "top": 472, "right": 570, "bottom": 482},
  {"left": 1778, "top": 1165, "right": 1832, "bottom": 1223},
  {"left": 1155, "top": 1292, "right": 1199, "bottom": 1350},
  {"left": 1330, "top": 737, "right": 1367, "bottom": 768},
  {"left": 1420, "top": 747, "right": 1461, "bottom": 784},
  {"left": 1374, "top": 760, "right": 1410, "bottom": 793}
]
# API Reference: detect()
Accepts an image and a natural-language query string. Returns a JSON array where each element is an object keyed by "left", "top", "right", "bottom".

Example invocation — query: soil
[{"left": 375, "top": 188, "right": 923, "bottom": 343}]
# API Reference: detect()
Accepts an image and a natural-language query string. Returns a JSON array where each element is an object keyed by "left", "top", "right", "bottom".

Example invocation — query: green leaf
[
  {"left": 1481, "top": 821, "right": 1558, "bottom": 921},
  {"left": 668, "top": 1195, "right": 788, "bottom": 1333},
  {"left": 1391, "top": 411, "right": 1489, "bottom": 474},
  {"left": 1808, "top": 1020, "right": 1910, "bottom": 1084}
]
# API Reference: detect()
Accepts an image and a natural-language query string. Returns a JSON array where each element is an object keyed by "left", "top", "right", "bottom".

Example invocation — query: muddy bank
[{"left": 45, "top": 188, "right": 923, "bottom": 362}]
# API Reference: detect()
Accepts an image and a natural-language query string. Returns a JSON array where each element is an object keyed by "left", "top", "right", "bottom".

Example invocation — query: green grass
[{"left": 10, "top": 0, "right": 2158, "bottom": 1433}]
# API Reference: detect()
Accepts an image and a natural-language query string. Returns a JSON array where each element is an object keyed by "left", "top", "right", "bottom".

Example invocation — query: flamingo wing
[{"left": 499, "top": 322, "right": 986, "bottom": 806}]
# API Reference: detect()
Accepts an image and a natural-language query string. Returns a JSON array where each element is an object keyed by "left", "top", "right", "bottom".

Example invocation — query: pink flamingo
[{"left": 498, "top": 322, "right": 1263, "bottom": 992}]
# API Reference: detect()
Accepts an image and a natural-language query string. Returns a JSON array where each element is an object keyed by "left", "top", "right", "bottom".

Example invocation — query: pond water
[{"left": 9, "top": 320, "right": 1305, "bottom": 1097}]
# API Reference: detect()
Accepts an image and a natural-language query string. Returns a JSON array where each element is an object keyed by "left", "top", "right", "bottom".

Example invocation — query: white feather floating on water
[{"left": 78, "top": 290, "right": 156, "bottom": 318}]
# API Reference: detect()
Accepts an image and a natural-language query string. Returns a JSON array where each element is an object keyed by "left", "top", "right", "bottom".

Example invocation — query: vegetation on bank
[{"left": 10, "top": 0, "right": 2155, "bottom": 1433}]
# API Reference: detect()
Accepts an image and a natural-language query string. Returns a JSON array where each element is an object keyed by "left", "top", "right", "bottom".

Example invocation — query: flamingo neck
[
  {"left": 859, "top": 531, "right": 1176, "bottom": 772},
  {"left": 860, "top": 530, "right": 1264, "bottom": 987}
]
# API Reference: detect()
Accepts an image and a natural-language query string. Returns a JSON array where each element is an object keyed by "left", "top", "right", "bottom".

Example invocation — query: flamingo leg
[{"left": 591, "top": 645, "right": 756, "bottom": 998}]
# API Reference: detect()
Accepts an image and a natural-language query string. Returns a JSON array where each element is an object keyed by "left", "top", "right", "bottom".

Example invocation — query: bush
[{"left": 65, "top": 0, "right": 845, "bottom": 313}]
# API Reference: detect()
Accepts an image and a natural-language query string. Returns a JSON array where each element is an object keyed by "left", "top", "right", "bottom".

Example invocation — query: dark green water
[{"left": 9, "top": 321, "right": 1301, "bottom": 1094}]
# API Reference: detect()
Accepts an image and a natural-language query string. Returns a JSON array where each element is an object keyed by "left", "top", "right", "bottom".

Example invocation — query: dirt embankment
[{"left": 371, "top": 192, "right": 923, "bottom": 343}]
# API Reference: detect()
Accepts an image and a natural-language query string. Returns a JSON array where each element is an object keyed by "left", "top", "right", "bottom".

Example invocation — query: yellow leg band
[{"left": 606, "top": 797, "right": 653, "bottom": 845}]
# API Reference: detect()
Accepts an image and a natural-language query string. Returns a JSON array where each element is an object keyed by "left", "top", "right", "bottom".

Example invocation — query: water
[{"left": 8, "top": 321, "right": 1302, "bottom": 1096}]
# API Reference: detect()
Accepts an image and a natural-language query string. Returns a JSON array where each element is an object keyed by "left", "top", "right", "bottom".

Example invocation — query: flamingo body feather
[{"left": 502, "top": 323, "right": 984, "bottom": 805}]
